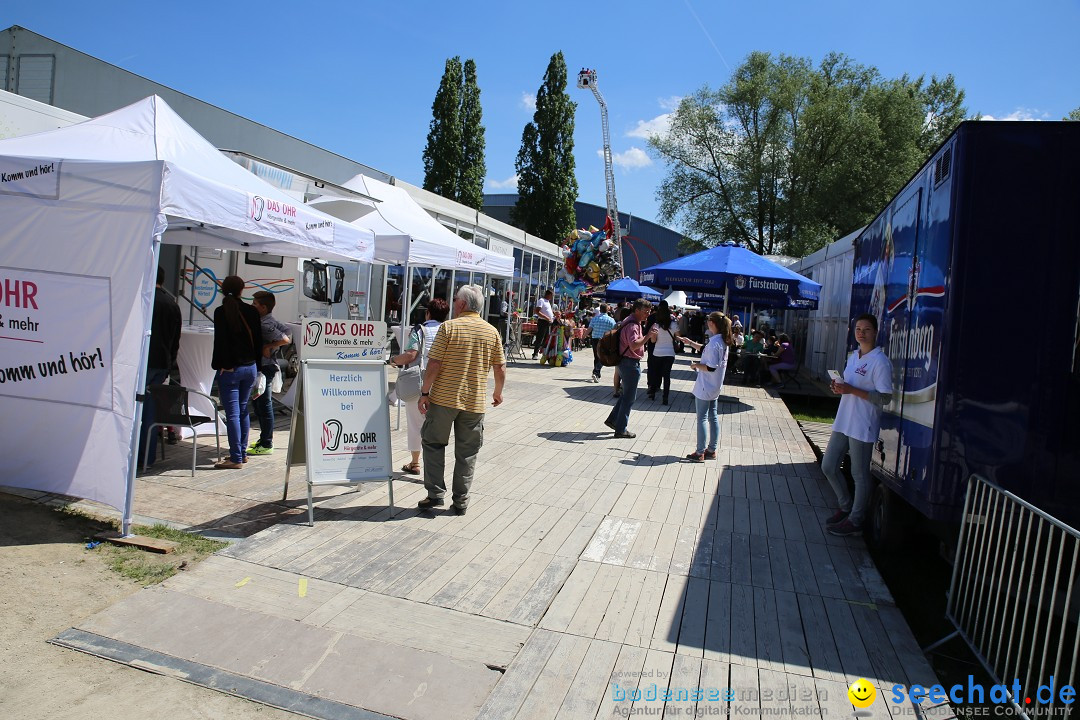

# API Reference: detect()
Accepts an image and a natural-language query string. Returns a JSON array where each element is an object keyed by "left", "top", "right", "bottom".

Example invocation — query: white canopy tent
[
  {"left": 0, "top": 96, "right": 374, "bottom": 533},
  {"left": 338, "top": 173, "right": 513, "bottom": 277}
]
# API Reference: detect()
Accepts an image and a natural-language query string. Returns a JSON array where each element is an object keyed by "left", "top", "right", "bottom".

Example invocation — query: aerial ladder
[{"left": 577, "top": 68, "right": 625, "bottom": 278}]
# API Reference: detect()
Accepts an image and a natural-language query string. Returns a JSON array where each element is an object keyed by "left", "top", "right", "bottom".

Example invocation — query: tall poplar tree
[
  {"left": 458, "top": 59, "right": 486, "bottom": 210},
  {"left": 512, "top": 51, "right": 578, "bottom": 242},
  {"left": 422, "top": 57, "right": 463, "bottom": 200}
]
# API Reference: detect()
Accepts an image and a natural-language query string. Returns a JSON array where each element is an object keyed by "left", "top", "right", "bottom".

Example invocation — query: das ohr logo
[
  {"left": 251, "top": 195, "right": 265, "bottom": 221},
  {"left": 305, "top": 321, "right": 323, "bottom": 347},
  {"left": 321, "top": 419, "right": 343, "bottom": 451}
]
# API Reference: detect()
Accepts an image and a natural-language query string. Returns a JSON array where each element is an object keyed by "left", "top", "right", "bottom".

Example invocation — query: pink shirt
[{"left": 620, "top": 319, "right": 644, "bottom": 360}]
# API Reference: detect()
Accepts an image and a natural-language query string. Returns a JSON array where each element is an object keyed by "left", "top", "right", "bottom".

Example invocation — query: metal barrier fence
[{"left": 940, "top": 475, "right": 1080, "bottom": 718}]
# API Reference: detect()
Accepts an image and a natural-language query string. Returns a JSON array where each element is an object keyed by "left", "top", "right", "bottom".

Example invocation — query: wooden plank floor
[{"left": 70, "top": 353, "right": 954, "bottom": 720}]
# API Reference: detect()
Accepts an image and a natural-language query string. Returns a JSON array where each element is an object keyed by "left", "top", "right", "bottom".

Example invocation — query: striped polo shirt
[{"left": 427, "top": 311, "right": 506, "bottom": 414}]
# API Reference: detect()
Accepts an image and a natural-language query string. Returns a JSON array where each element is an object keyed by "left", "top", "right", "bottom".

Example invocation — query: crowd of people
[{"left": 144, "top": 273, "right": 892, "bottom": 538}]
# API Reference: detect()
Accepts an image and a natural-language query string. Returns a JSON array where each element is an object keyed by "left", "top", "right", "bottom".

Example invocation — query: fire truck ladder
[{"left": 577, "top": 68, "right": 624, "bottom": 277}]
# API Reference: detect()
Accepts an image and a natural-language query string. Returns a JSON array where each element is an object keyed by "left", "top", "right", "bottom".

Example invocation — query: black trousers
[{"left": 647, "top": 355, "right": 676, "bottom": 399}]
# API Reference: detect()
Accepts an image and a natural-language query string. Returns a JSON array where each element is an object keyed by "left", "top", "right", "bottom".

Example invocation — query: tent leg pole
[
  {"left": 123, "top": 234, "right": 163, "bottom": 537},
  {"left": 723, "top": 282, "right": 729, "bottom": 316},
  {"left": 364, "top": 266, "right": 372, "bottom": 321}
]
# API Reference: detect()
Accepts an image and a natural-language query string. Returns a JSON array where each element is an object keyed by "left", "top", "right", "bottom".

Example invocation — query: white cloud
[
  {"left": 658, "top": 96, "right": 683, "bottom": 111},
  {"left": 487, "top": 174, "right": 519, "bottom": 190},
  {"left": 980, "top": 107, "right": 1047, "bottom": 121},
  {"left": 627, "top": 113, "right": 673, "bottom": 139},
  {"left": 598, "top": 147, "right": 653, "bottom": 170},
  {"left": 520, "top": 92, "right": 536, "bottom": 112}
]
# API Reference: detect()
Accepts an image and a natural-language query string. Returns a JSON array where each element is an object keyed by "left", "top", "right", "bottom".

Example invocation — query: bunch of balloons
[{"left": 554, "top": 220, "right": 622, "bottom": 301}]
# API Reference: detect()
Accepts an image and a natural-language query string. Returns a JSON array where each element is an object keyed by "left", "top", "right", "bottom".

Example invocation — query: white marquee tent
[
  {"left": 0, "top": 96, "right": 375, "bottom": 532},
  {"left": 336, "top": 173, "right": 514, "bottom": 277}
]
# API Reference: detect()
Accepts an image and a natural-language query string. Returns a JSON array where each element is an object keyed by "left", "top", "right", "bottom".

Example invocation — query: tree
[
  {"left": 1066, "top": 107, "right": 1080, "bottom": 121},
  {"left": 512, "top": 51, "right": 579, "bottom": 242},
  {"left": 458, "top": 59, "right": 486, "bottom": 210},
  {"left": 650, "top": 51, "right": 968, "bottom": 257},
  {"left": 422, "top": 57, "right": 463, "bottom": 200}
]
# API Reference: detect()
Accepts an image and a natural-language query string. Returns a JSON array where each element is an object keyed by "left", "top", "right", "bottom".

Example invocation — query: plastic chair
[
  {"left": 142, "top": 384, "right": 221, "bottom": 476},
  {"left": 778, "top": 355, "right": 804, "bottom": 389}
]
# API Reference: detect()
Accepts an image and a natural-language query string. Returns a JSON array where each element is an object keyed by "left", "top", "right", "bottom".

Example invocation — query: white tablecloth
[{"left": 176, "top": 324, "right": 225, "bottom": 437}]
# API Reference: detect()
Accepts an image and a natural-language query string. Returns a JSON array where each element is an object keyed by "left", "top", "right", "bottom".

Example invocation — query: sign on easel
[{"left": 281, "top": 317, "right": 392, "bottom": 525}]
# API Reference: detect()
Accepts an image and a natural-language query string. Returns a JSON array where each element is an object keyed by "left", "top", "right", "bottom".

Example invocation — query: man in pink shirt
[{"left": 604, "top": 298, "right": 658, "bottom": 438}]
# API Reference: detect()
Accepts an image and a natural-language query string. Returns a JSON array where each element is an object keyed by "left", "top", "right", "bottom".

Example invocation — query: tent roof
[
  {"left": 0, "top": 95, "right": 374, "bottom": 262},
  {"left": 341, "top": 174, "right": 514, "bottom": 276},
  {"left": 639, "top": 245, "right": 820, "bottom": 308},
  {"left": 605, "top": 276, "right": 662, "bottom": 301}
]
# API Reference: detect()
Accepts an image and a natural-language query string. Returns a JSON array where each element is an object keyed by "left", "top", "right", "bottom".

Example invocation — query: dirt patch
[{"left": 0, "top": 494, "right": 298, "bottom": 719}]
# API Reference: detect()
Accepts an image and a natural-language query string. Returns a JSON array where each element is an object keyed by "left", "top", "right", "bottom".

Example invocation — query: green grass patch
[
  {"left": 100, "top": 523, "right": 227, "bottom": 586},
  {"left": 782, "top": 394, "right": 839, "bottom": 425}
]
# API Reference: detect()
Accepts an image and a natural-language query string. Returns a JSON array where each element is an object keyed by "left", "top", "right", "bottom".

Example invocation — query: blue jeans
[
  {"left": 219, "top": 363, "right": 258, "bottom": 463},
  {"left": 251, "top": 364, "right": 277, "bottom": 446},
  {"left": 821, "top": 431, "right": 874, "bottom": 526},
  {"left": 605, "top": 357, "right": 641, "bottom": 433},
  {"left": 695, "top": 396, "right": 719, "bottom": 454},
  {"left": 138, "top": 368, "right": 169, "bottom": 467}
]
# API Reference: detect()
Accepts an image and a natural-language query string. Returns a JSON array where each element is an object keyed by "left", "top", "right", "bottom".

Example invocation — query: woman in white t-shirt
[
  {"left": 684, "top": 312, "right": 732, "bottom": 462},
  {"left": 390, "top": 298, "right": 449, "bottom": 475},
  {"left": 645, "top": 301, "right": 683, "bottom": 405},
  {"left": 822, "top": 313, "right": 894, "bottom": 537}
]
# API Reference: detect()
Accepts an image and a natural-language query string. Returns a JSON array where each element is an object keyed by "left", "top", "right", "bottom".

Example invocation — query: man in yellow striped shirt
[{"left": 417, "top": 285, "right": 506, "bottom": 515}]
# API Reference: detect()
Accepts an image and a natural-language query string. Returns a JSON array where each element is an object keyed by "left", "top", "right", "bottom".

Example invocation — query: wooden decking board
[
  {"left": 626, "top": 520, "right": 663, "bottom": 571},
  {"left": 594, "top": 567, "right": 649, "bottom": 644},
  {"left": 676, "top": 575, "right": 710, "bottom": 657},
  {"left": 765, "top": 536, "right": 795, "bottom": 593},
  {"left": 657, "top": 488, "right": 683, "bottom": 525},
  {"left": 731, "top": 496, "right": 752, "bottom": 535},
  {"left": 664, "top": 653, "right": 704, "bottom": 719},
  {"left": 340, "top": 527, "right": 435, "bottom": 589},
  {"left": 552, "top": 639, "right": 622, "bottom": 720},
  {"left": 697, "top": 658, "right": 731, "bottom": 716},
  {"left": 514, "top": 505, "right": 571, "bottom": 553},
  {"left": 602, "top": 518, "right": 643, "bottom": 566},
  {"left": 609, "top": 483, "right": 645, "bottom": 518},
  {"left": 302, "top": 523, "right": 399, "bottom": 583},
  {"left": 511, "top": 632, "right": 593, "bottom": 720},
  {"left": 430, "top": 543, "right": 521, "bottom": 610},
  {"left": 595, "top": 644, "right": 652, "bottom": 720},
  {"left": 456, "top": 546, "right": 536, "bottom": 615},
  {"left": 821, "top": 595, "right": 875, "bottom": 681},
  {"left": 566, "top": 562, "right": 625, "bottom": 638},
  {"left": 539, "top": 560, "right": 602, "bottom": 632},
  {"left": 689, "top": 524, "right": 714, "bottom": 580},
  {"left": 623, "top": 570, "right": 669, "bottom": 649},
  {"left": 749, "top": 533, "right": 773, "bottom": 589},
  {"left": 532, "top": 509, "right": 586, "bottom": 556},
  {"left": 475, "top": 629, "right": 562, "bottom": 720},
  {"left": 669, "top": 524, "right": 698, "bottom": 577},
  {"left": 554, "top": 511, "right": 605, "bottom": 559},
  {"left": 753, "top": 586, "right": 785, "bottom": 673},
  {"left": 404, "top": 538, "right": 491, "bottom": 602},
  {"left": 778, "top": 501, "right": 807, "bottom": 543},
  {"left": 825, "top": 542, "right": 872, "bottom": 604},
  {"left": 774, "top": 588, "right": 812, "bottom": 676},
  {"left": 803, "top": 541, "right": 845, "bottom": 600},
  {"left": 729, "top": 582, "right": 758, "bottom": 666},
  {"left": 703, "top": 580, "right": 732, "bottom": 664},
  {"left": 380, "top": 534, "right": 471, "bottom": 598},
  {"left": 491, "top": 503, "right": 549, "bottom": 548},
  {"left": 649, "top": 522, "right": 680, "bottom": 574},
  {"left": 506, "top": 555, "right": 577, "bottom": 627},
  {"left": 730, "top": 532, "right": 753, "bottom": 586},
  {"left": 628, "top": 649, "right": 678, "bottom": 716}
]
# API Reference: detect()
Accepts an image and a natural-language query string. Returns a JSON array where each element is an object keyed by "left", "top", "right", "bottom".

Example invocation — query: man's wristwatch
[{"left": 421, "top": 392, "right": 430, "bottom": 397}]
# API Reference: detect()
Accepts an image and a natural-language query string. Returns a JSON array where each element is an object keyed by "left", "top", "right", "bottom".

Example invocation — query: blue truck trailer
[{"left": 848, "top": 121, "right": 1080, "bottom": 547}]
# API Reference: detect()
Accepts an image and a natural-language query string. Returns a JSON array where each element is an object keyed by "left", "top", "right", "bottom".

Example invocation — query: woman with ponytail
[{"left": 211, "top": 276, "right": 263, "bottom": 469}]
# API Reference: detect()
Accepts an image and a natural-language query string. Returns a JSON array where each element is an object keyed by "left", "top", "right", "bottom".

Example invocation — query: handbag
[{"left": 395, "top": 325, "right": 425, "bottom": 401}]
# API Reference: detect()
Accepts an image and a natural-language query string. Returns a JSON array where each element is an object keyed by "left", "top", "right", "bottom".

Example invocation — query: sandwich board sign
[{"left": 282, "top": 317, "right": 393, "bottom": 524}]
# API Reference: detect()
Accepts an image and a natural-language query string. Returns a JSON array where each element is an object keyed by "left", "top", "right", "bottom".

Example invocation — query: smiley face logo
[{"left": 848, "top": 678, "right": 876, "bottom": 708}]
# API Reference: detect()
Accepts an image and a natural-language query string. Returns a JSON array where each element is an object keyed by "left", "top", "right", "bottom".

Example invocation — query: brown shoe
[{"left": 214, "top": 460, "right": 242, "bottom": 469}]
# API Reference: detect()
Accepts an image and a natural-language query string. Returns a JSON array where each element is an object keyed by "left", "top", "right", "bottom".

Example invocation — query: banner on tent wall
[
  {"left": 301, "top": 318, "right": 387, "bottom": 362},
  {"left": 0, "top": 266, "right": 113, "bottom": 409},
  {"left": 0, "top": 156, "right": 61, "bottom": 199},
  {"left": 301, "top": 359, "right": 392, "bottom": 486},
  {"left": 248, "top": 192, "right": 336, "bottom": 245}
]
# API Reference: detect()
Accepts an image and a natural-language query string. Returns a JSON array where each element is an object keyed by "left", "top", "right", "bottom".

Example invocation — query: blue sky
[{"left": 5, "top": 1, "right": 1079, "bottom": 229}]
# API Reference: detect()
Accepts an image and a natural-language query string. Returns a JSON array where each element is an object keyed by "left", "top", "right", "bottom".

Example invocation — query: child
[{"left": 248, "top": 291, "right": 292, "bottom": 454}]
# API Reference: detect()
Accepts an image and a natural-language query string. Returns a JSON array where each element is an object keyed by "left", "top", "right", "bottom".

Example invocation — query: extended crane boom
[{"left": 577, "top": 68, "right": 624, "bottom": 277}]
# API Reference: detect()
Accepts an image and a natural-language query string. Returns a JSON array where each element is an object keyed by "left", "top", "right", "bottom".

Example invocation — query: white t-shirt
[
  {"left": 536, "top": 297, "right": 554, "bottom": 322},
  {"left": 651, "top": 319, "right": 680, "bottom": 357},
  {"left": 832, "top": 346, "right": 894, "bottom": 443},
  {"left": 692, "top": 335, "right": 729, "bottom": 401}
]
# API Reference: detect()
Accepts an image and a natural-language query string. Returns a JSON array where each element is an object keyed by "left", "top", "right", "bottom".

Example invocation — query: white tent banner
[
  {"left": 0, "top": 266, "right": 113, "bottom": 409},
  {"left": 248, "top": 192, "right": 336, "bottom": 247},
  {"left": 0, "top": 156, "right": 61, "bottom": 198}
]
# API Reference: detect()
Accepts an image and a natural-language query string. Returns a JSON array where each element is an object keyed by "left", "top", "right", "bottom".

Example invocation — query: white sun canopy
[
  {"left": 0, "top": 95, "right": 373, "bottom": 525},
  {"left": 338, "top": 173, "right": 514, "bottom": 276}
]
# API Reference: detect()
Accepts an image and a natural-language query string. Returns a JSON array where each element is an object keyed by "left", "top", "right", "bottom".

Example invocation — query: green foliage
[
  {"left": 1066, "top": 107, "right": 1080, "bottom": 121},
  {"left": 512, "top": 51, "right": 579, "bottom": 242},
  {"left": 459, "top": 59, "right": 486, "bottom": 210},
  {"left": 423, "top": 57, "right": 464, "bottom": 200},
  {"left": 651, "top": 51, "right": 968, "bottom": 257}
]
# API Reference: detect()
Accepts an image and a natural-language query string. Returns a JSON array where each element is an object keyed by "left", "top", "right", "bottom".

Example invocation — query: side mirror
[
  {"left": 302, "top": 260, "right": 328, "bottom": 303},
  {"left": 332, "top": 265, "right": 345, "bottom": 303}
]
